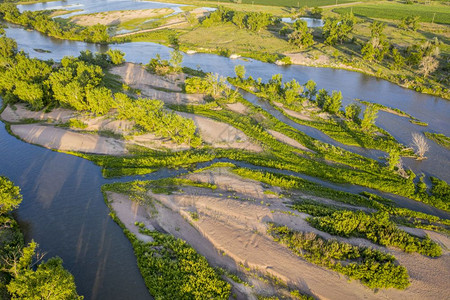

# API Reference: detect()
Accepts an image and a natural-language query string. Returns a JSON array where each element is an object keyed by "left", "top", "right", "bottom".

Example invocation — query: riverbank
[{"left": 104, "top": 166, "right": 450, "bottom": 299}]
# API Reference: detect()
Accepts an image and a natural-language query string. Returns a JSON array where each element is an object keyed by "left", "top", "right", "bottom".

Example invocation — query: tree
[
  {"left": 288, "top": 19, "right": 314, "bottom": 49},
  {"left": 399, "top": 16, "right": 419, "bottom": 31},
  {"left": 232, "top": 11, "right": 246, "bottom": 29},
  {"left": 323, "top": 12, "right": 355, "bottom": 45},
  {"left": 412, "top": 132, "right": 429, "bottom": 159},
  {"left": 106, "top": 49, "right": 125, "bottom": 65},
  {"left": 85, "top": 87, "right": 114, "bottom": 116},
  {"left": 370, "top": 21, "right": 386, "bottom": 38},
  {"left": 316, "top": 89, "right": 329, "bottom": 109},
  {"left": 7, "top": 246, "right": 83, "bottom": 300},
  {"left": 345, "top": 103, "right": 361, "bottom": 123},
  {"left": 419, "top": 55, "right": 439, "bottom": 77},
  {"left": 246, "top": 12, "right": 272, "bottom": 32},
  {"left": 304, "top": 80, "right": 317, "bottom": 100},
  {"left": 234, "top": 65, "right": 246, "bottom": 80},
  {"left": 391, "top": 48, "right": 404, "bottom": 70},
  {"left": 361, "top": 104, "right": 379, "bottom": 131},
  {"left": 169, "top": 50, "right": 183, "bottom": 73},
  {"left": 0, "top": 36, "right": 17, "bottom": 67},
  {"left": 387, "top": 148, "right": 400, "bottom": 171},
  {"left": 323, "top": 90, "right": 342, "bottom": 114},
  {"left": 0, "top": 176, "right": 23, "bottom": 215}
]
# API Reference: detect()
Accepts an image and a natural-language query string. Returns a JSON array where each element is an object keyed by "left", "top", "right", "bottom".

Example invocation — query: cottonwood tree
[
  {"left": 412, "top": 132, "right": 429, "bottom": 159},
  {"left": 304, "top": 80, "right": 317, "bottom": 100},
  {"left": 419, "top": 55, "right": 439, "bottom": 77},
  {"left": 345, "top": 103, "right": 361, "bottom": 123},
  {"left": 169, "top": 50, "right": 183, "bottom": 73},
  {"left": 6, "top": 242, "right": 83, "bottom": 300},
  {"left": 288, "top": 19, "right": 314, "bottom": 49},
  {"left": 106, "top": 49, "right": 125, "bottom": 65},
  {"left": 387, "top": 148, "right": 400, "bottom": 171},
  {"left": 0, "top": 176, "right": 22, "bottom": 215},
  {"left": 361, "top": 104, "right": 379, "bottom": 131},
  {"left": 234, "top": 65, "right": 246, "bottom": 80},
  {"left": 391, "top": 48, "right": 405, "bottom": 70},
  {"left": 323, "top": 12, "right": 355, "bottom": 45}
]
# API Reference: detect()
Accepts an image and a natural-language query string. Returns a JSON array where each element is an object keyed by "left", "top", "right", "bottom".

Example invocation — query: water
[
  {"left": 281, "top": 17, "right": 324, "bottom": 27},
  {"left": 17, "top": 0, "right": 186, "bottom": 18},
  {"left": 5, "top": 24, "right": 449, "bottom": 181},
  {"left": 0, "top": 118, "right": 151, "bottom": 299},
  {"left": 1, "top": 11, "right": 449, "bottom": 299}
]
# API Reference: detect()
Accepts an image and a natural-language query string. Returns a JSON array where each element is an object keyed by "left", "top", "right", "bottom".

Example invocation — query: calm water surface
[
  {"left": 1, "top": 12, "right": 449, "bottom": 298},
  {"left": 5, "top": 24, "right": 449, "bottom": 181},
  {"left": 17, "top": 0, "right": 185, "bottom": 18}
]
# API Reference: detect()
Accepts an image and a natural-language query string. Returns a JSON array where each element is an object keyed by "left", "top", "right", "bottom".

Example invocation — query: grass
[
  {"left": 424, "top": 132, "right": 450, "bottom": 149},
  {"left": 334, "top": 2, "right": 450, "bottom": 25},
  {"left": 178, "top": 23, "right": 296, "bottom": 57}
]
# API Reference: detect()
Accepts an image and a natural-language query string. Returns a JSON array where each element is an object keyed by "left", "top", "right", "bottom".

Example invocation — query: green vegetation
[
  {"left": 356, "top": 99, "right": 417, "bottom": 120},
  {"left": 0, "top": 4, "right": 109, "bottom": 43},
  {"left": 146, "top": 50, "right": 183, "bottom": 75},
  {"left": 425, "top": 132, "right": 450, "bottom": 149},
  {"left": 307, "top": 209, "right": 441, "bottom": 257},
  {"left": 216, "top": 0, "right": 359, "bottom": 7},
  {"left": 6, "top": 242, "right": 83, "bottom": 300},
  {"left": 0, "top": 43, "right": 200, "bottom": 146},
  {"left": 0, "top": 176, "right": 82, "bottom": 299},
  {"left": 334, "top": 2, "right": 450, "bottom": 25},
  {"left": 102, "top": 184, "right": 231, "bottom": 299},
  {"left": 229, "top": 73, "right": 408, "bottom": 153},
  {"left": 0, "top": 176, "right": 22, "bottom": 214},
  {"left": 268, "top": 224, "right": 410, "bottom": 290},
  {"left": 131, "top": 228, "right": 230, "bottom": 299}
]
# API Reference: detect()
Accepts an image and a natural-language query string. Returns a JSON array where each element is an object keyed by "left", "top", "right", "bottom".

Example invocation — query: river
[{"left": 1, "top": 2, "right": 449, "bottom": 299}]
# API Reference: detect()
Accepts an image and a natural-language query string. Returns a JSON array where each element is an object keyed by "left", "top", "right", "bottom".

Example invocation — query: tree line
[
  {"left": 0, "top": 35, "right": 201, "bottom": 147},
  {"left": 0, "top": 3, "right": 109, "bottom": 43}
]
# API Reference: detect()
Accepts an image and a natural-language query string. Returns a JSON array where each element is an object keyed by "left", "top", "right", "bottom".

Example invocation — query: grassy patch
[
  {"left": 424, "top": 132, "right": 450, "bottom": 149},
  {"left": 178, "top": 23, "right": 295, "bottom": 59},
  {"left": 334, "top": 2, "right": 450, "bottom": 24}
]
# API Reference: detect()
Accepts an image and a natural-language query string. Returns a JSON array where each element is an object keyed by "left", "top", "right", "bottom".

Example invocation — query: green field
[
  {"left": 334, "top": 2, "right": 450, "bottom": 24},
  {"left": 229, "top": 0, "right": 359, "bottom": 7}
]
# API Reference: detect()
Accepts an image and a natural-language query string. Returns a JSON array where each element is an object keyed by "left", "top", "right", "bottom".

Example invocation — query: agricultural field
[{"left": 334, "top": 2, "right": 450, "bottom": 24}]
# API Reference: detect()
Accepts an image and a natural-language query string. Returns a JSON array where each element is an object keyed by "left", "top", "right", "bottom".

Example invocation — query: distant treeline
[{"left": 0, "top": 3, "right": 109, "bottom": 43}]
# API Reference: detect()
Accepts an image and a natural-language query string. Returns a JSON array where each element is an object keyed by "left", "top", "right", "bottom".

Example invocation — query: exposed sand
[
  {"left": 227, "top": 102, "right": 249, "bottom": 115},
  {"left": 1, "top": 104, "right": 75, "bottom": 123},
  {"left": 267, "top": 129, "right": 311, "bottom": 152},
  {"left": 107, "top": 168, "right": 450, "bottom": 300},
  {"left": 71, "top": 8, "right": 173, "bottom": 26},
  {"left": 110, "top": 63, "right": 205, "bottom": 105},
  {"left": 11, "top": 124, "right": 127, "bottom": 155},
  {"left": 110, "top": 63, "right": 184, "bottom": 92},
  {"left": 177, "top": 112, "right": 263, "bottom": 152},
  {"left": 273, "top": 101, "right": 313, "bottom": 121},
  {"left": 286, "top": 53, "right": 330, "bottom": 66}
]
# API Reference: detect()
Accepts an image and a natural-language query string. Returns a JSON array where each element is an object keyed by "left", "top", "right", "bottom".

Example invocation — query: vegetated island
[
  {"left": 0, "top": 0, "right": 448, "bottom": 99},
  {"left": 425, "top": 132, "right": 450, "bottom": 150},
  {"left": 0, "top": 27, "right": 449, "bottom": 298}
]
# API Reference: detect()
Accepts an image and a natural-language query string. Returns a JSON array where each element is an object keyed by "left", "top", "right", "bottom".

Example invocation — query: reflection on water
[
  {"left": 281, "top": 17, "right": 324, "bottom": 27},
  {"left": 4, "top": 23, "right": 449, "bottom": 182},
  {"left": 0, "top": 119, "right": 152, "bottom": 299},
  {"left": 1, "top": 16, "right": 449, "bottom": 297}
]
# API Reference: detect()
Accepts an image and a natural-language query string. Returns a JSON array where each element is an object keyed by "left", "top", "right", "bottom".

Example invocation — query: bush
[
  {"left": 132, "top": 229, "right": 231, "bottom": 299},
  {"left": 268, "top": 224, "right": 410, "bottom": 289}
]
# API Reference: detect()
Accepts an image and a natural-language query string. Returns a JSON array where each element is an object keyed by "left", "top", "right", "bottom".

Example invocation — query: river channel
[{"left": 0, "top": 2, "right": 449, "bottom": 298}]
